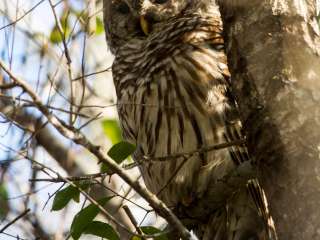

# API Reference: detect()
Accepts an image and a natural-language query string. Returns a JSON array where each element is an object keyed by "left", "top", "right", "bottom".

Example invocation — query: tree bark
[{"left": 219, "top": 0, "right": 320, "bottom": 239}]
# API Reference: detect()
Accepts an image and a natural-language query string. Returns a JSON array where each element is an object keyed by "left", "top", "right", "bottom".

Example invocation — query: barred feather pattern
[{"left": 112, "top": 12, "right": 277, "bottom": 239}]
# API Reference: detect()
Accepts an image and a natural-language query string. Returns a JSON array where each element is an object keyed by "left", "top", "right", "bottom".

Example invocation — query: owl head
[{"left": 103, "top": 0, "right": 218, "bottom": 54}]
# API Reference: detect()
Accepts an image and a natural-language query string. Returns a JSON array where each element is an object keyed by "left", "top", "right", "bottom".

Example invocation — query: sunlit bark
[{"left": 219, "top": 0, "right": 320, "bottom": 238}]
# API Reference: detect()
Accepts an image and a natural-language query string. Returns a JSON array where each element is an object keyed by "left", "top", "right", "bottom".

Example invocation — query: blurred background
[{"left": 0, "top": 0, "right": 160, "bottom": 239}]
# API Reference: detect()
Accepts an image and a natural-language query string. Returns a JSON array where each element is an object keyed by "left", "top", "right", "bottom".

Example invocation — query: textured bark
[{"left": 219, "top": 0, "right": 320, "bottom": 239}]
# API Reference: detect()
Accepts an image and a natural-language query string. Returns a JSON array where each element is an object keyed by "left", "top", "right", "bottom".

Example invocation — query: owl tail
[{"left": 193, "top": 181, "right": 277, "bottom": 240}]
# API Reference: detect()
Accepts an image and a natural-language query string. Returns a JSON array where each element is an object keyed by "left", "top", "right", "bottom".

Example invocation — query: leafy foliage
[
  {"left": 101, "top": 141, "right": 136, "bottom": 173},
  {"left": 52, "top": 185, "right": 81, "bottom": 211},
  {"left": 102, "top": 119, "right": 126, "bottom": 172},
  {"left": 49, "top": 5, "right": 104, "bottom": 44},
  {"left": 95, "top": 17, "right": 105, "bottom": 35},
  {"left": 51, "top": 182, "right": 90, "bottom": 211},
  {"left": 0, "top": 184, "right": 8, "bottom": 217},
  {"left": 70, "top": 196, "right": 115, "bottom": 239},
  {"left": 102, "top": 119, "right": 122, "bottom": 144},
  {"left": 107, "top": 141, "right": 136, "bottom": 164},
  {"left": 83, "top": 221, "right": 119, "bottom": 240},
  {"left": 51, "top": 184, "right": 120, "bottom": 239},
  {"left": 49, "top": 9, "right": 71, "bottom": 44}
]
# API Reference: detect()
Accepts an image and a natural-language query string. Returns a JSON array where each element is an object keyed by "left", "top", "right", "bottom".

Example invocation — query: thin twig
[
  {"left": 123, "top": 139, "right": 246, "bottom": 169},
  {"left": 144, "top": 138, "right": 246, "bottom": 161},
  {"left": 63, "top": 178, "right": 157, "bottom": 239},
  {"left": 47, "top": 0, "right": 72, "bottom": 64},
  {"left": 29, "top": 172, "right": 109, "bottom": 183},
  {"left": 72, "top": 67, "right": 111, "bottom": 82},
  {"left": 123, "top": 205, "right": 145, "bottom": 238},
  {"left": 48, "top": 0, "right": 75, "bottom": 125},
  {"left": 0, "top": 209, "right": 30, "bottom": 233},
  {"left": 0, "top": 94, "right": 90, "bottom": 118},
  {"left": 0, "top": 0, "right": 46, "bottom": 31},
  {"left": 29, "top": 175, "right": 150, "bottom": 211},
  {"left": 94, "top": 179, "right": 150, "bottom": 211},
  {"left": 157, "top": 156, "right": 189, "bottom": 197}
]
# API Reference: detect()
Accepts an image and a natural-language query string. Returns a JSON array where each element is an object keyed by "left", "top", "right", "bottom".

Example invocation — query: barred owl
[{"left": 103, "top": 0, "right": 277, "bottom": 239}]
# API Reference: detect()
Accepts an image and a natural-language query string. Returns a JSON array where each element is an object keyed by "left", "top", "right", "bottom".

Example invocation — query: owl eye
[
  {"left": 154, "top": 0, "right": 168, "bottom": 4},
  {"left": 116, "top": 2, "right": 130, "bottom": 14}
]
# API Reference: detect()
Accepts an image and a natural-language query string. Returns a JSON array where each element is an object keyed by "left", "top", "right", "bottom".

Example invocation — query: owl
[{"left": 103, "top": 0, "right": 277, "bottom": 239}]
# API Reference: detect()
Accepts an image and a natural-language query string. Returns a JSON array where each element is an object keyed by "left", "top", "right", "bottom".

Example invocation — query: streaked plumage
[{"left": 104, "top": 0, "right": 277, "bottom": 239}]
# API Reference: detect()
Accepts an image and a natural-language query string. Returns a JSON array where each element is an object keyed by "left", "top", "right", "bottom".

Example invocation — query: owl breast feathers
[
  {"left": 113, "top": 12, "right": 244, "bottom": 207},
  {"left": 104, "top": 0, "right": 277, "bottom": 239}
]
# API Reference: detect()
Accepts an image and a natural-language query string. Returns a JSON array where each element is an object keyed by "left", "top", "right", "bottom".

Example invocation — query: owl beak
[{"left": 140, "top": 16, "right": 150, "bottom": 35}]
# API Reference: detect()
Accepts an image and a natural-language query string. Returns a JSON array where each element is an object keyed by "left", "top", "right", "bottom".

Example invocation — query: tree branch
[{"left": 0, "top": 209, "right": 30, "bottom": 233}]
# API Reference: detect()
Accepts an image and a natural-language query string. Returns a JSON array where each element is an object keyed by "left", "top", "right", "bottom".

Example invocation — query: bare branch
[
  {"left": 72, "top": 67, "right": 111, "bottom": 82},
  {"left": 28, "top": 172, "right": 109, "bottom": 183},
  {"left": 124, "top": 138, "right": 246, "bottom": 169},
  {"left": 0, "top": 209, "right": 31, "bottom": 233},
  {"left": 123, "top": 205, "right": 144, "bottom": 238}
]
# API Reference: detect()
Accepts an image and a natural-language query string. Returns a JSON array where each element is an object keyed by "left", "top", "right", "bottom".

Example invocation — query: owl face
[{"left": 103, "top": 0, "right": 193, "bottom": 53}]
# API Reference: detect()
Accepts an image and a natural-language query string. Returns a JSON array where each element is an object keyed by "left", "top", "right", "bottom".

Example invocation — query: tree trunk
[{"left": 219, "top": 0, "right": 320, "bottom": 239}]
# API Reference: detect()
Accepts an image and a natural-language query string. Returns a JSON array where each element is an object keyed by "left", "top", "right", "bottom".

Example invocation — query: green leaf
[
  {"left": 0, "top": 184, "right": 9, "bottom": 217},
  {"left": 0, "top": 184, "right": 8, "bottom": 199},
  {"left": 51, "top": 183, "right": 90, "bottom": 211},
  {"left": 130, "top": 236, "right": 142, "bottom": 240},
  {"left": 95, "top": 17, "right": 104, "bottom": 35},
  {"left": 140, "top": 226, "right": 169, "bottom": 240},
  {"left": 107, "top": 141, "right": 136, "bottom": 164},
  {"left": 100, "top": 163, "right": 110, "bottom": 174},
  {"left": 52, "top": 185, "right": 80, "bottom": 211},
  {"left": 70, "top": 197, "right": 113, "bottom": 240},
  {"left": 101, "top": 119, "right": 122, "bottom": 144},
  {"left": 101, "top": 119, "right": 124, "bottom": 172},
  {"left": 49, "top": 10, "right": 70, "bottom": 44},
  {"left": 83, "top": 221, "right": 119, "bottom": 240},
  {"left": 49, "top": 27, "right": 63, "bottom": 44}
]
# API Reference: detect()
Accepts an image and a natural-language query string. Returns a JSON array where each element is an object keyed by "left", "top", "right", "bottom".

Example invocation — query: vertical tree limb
[{"left": 219, "top": 0, "right": 320, "bottom": 239}]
